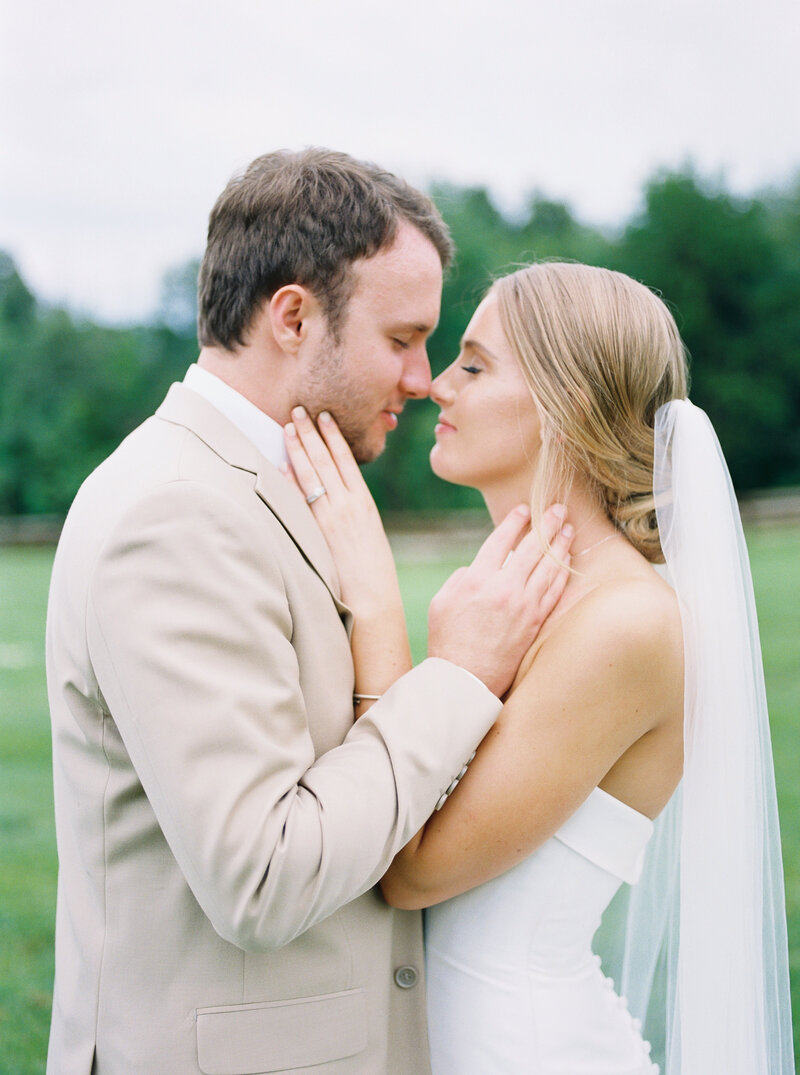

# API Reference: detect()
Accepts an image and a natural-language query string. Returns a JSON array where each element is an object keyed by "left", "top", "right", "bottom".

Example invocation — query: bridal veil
[{"left": 608, "top": 399, "right": 794, "bottom": 1073}]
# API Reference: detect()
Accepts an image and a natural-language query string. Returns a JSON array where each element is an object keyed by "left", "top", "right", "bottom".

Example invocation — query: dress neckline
[
  {"left": 593, "top": 784, "right": 654, "bottom": 824},
  {"left": 553, "top": 786, "right": 655, "bottom": 884}
]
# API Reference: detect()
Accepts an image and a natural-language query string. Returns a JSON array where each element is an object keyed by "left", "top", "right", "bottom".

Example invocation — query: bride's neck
[{"left": 483, "top": 477, "right": 614, "bottom": 556}]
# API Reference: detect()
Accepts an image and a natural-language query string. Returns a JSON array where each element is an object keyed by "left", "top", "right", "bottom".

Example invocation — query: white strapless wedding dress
[{"left": 425, "top": 787, "right": 659, "bottom": 1074}]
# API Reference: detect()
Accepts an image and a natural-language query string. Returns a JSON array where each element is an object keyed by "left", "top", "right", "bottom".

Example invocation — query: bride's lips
[{"left": 434, "top": 415, "right": 456, "bottom": 436}]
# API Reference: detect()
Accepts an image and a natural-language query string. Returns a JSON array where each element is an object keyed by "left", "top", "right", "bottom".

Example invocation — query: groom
[{"left": 46, "top": 149, "right": 549, "bottom": 1074}]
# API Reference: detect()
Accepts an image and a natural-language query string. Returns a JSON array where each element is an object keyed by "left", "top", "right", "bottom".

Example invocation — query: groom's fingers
[
  {"left": 472, "top": 502, "right": 568, "bottom": 579},
  {"left": 539, "top": 533, "right": 573, "bottom": 618},
  {"left": 469, "top": 505, "right": 537, "bottom": 572},
  {"left": 503, "top": 504, "right": 571, "bottom": 586},
  {"left": 483, "top": 504, "right": 572, "bottom": 635},
  {"left": 521, "top": 525, "right": 573, "bottom": 615}
]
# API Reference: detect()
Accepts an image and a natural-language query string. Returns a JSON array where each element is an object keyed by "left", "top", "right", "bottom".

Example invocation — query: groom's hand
[{"left": 427, "top": 504, "right": 573, "bottom": 698}]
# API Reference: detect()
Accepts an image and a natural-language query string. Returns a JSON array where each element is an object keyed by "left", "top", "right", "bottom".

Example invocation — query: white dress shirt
[{"left": 183, "top": 363, "right": 288, "bottom": 470}]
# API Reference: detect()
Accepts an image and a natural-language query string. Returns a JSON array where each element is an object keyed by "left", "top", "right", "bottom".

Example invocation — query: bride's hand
[{"left": 284, "top": 406, "right": 401, "bottom": 618}]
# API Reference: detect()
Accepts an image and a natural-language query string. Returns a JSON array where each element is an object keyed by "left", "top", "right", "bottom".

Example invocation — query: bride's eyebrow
[{"left": 461, "top": 337, "right": 498, "bottom": 363}]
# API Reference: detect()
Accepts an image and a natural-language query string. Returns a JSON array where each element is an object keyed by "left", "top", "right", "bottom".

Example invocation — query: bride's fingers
[
  {"left": 316, "top": 412, "right": 368, "bottom": 492},
  {"left": 285, "top": 407, "right": 343, "bottom": 494},
  {"left": 280, "top": 460, "right": 302, "bottom": 494},
  {"left": 284, "top": 422, "right": 329, "bottom": 504}
]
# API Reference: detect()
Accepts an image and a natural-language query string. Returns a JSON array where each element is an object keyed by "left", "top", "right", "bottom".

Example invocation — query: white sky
[{"left": 2, "top": 0, "right": 799, "bottom": 324}]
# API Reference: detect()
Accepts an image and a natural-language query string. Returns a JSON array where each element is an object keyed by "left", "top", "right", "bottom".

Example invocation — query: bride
[{"left": 284, "top": 262, "right": 793, "bottom": 1074}]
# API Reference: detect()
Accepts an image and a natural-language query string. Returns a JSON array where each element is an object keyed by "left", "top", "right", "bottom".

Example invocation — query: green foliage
[
  {"left": 608, "top": 170, "right": 800, "bottom": 489},
  {"left": 2, "top": 165, "right": 800, "bottom": 515},
  {"left": 0, "top": 279, "right": 196, "bottom": 514}
]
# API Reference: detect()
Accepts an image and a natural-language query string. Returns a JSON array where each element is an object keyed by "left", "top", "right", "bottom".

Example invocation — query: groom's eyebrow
[{"left": 393, "top": 320, "right": 436, "bottom": 335}]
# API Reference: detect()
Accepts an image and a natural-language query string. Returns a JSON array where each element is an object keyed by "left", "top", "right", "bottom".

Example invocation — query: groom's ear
[{"left": 267, "top": 285, "right": 322, "bottom": 356}]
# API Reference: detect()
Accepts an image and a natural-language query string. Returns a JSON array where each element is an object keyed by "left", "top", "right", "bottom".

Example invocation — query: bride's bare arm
[{"left": 381, "top": 578, "right": 684, "bottom": 909}]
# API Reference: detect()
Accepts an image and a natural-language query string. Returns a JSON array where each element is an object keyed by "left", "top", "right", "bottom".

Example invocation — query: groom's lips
[{"left": 381, "top": 408, "right": 401, "bottom": 430}]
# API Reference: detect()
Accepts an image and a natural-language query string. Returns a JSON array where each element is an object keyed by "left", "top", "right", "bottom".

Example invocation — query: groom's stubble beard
[{"left": 296, "top": 332, "right": 388, "bottom": 465}]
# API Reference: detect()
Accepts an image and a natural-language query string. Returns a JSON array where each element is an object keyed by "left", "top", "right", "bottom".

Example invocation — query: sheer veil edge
[{"left": 615, "top": 399, "right": 794, "bottom": 1074}]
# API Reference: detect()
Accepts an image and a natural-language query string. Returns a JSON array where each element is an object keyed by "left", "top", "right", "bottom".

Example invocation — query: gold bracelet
[{"left": 353, "top": 693, "right": 382, "bottom": 706}]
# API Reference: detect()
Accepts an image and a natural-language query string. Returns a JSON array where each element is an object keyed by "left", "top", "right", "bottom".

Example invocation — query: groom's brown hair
[{"left": 197, "top": 148, "right": 453, "bottom": 351}]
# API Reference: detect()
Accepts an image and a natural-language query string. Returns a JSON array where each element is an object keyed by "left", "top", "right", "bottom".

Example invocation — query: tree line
[{"left": 2, "top": 167, "right": 800, "bottom": 517}]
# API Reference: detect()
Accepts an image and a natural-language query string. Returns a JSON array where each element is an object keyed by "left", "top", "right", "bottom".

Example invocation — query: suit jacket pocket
[{"left": 196, "top": 988, "right": 366, "bottom": 1074}]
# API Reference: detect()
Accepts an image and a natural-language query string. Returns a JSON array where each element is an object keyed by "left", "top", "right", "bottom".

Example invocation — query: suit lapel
[{"left": 156, "top": 383, "right": 344, "bottom": 606}]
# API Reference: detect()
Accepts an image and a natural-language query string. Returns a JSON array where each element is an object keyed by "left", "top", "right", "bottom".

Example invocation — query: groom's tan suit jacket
[{"left": 45, "top": 383, "right": 499, "bottom": 1074}]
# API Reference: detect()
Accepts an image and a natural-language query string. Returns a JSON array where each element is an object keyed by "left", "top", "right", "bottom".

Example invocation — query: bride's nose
[{"left": 430, "top": 364, "right": 456, "bottom": 406}]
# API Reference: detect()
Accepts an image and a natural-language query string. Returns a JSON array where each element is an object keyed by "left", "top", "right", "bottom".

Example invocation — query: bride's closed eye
[{"left": 461, "top": 365, "right": 482, "bottom": 375}]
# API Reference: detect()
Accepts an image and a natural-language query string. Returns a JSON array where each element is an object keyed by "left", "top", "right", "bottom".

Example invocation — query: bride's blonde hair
[{"left": 493, "top": 262, "right": 689, "bottom": 563}]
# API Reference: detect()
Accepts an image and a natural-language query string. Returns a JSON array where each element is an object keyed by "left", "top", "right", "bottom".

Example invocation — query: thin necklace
[{"left": 574, "top": 532, "right": 619, "bottom": 558}]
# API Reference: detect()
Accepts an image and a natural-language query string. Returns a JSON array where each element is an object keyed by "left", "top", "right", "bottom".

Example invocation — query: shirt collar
[{"left": 183, "top": 364, "right": 287, "bottom": 469}]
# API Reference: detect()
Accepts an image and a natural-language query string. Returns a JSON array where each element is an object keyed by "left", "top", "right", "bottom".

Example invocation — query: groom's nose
[{"left": 399, "top": 344, "right": 432, "bottom": 399}]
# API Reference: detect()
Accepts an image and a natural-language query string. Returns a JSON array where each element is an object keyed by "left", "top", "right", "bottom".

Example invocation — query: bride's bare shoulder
[
  {"left": 520, "top": 565, "right": 683, "bottom": 693},
  {"left": 567, "top": 563, "right": 675, "bottom": 645}
]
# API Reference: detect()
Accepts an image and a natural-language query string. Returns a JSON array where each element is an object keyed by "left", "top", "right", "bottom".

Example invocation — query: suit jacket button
[{"left": 394, "top": 965, "right": 419, "bottom": 989}]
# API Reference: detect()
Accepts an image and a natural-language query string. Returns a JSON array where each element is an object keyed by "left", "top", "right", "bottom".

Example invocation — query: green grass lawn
[
  {"left": 0, "top": 547, "right": 57, "bottom": 1074},
  {"left": 1, "top": 528, "right": 798, "bottom": 1072}
]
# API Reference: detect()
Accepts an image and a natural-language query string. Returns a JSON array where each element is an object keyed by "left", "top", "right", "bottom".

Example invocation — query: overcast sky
[{"left": 2, "top": 0, "right": 799, "bottom": 324}]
